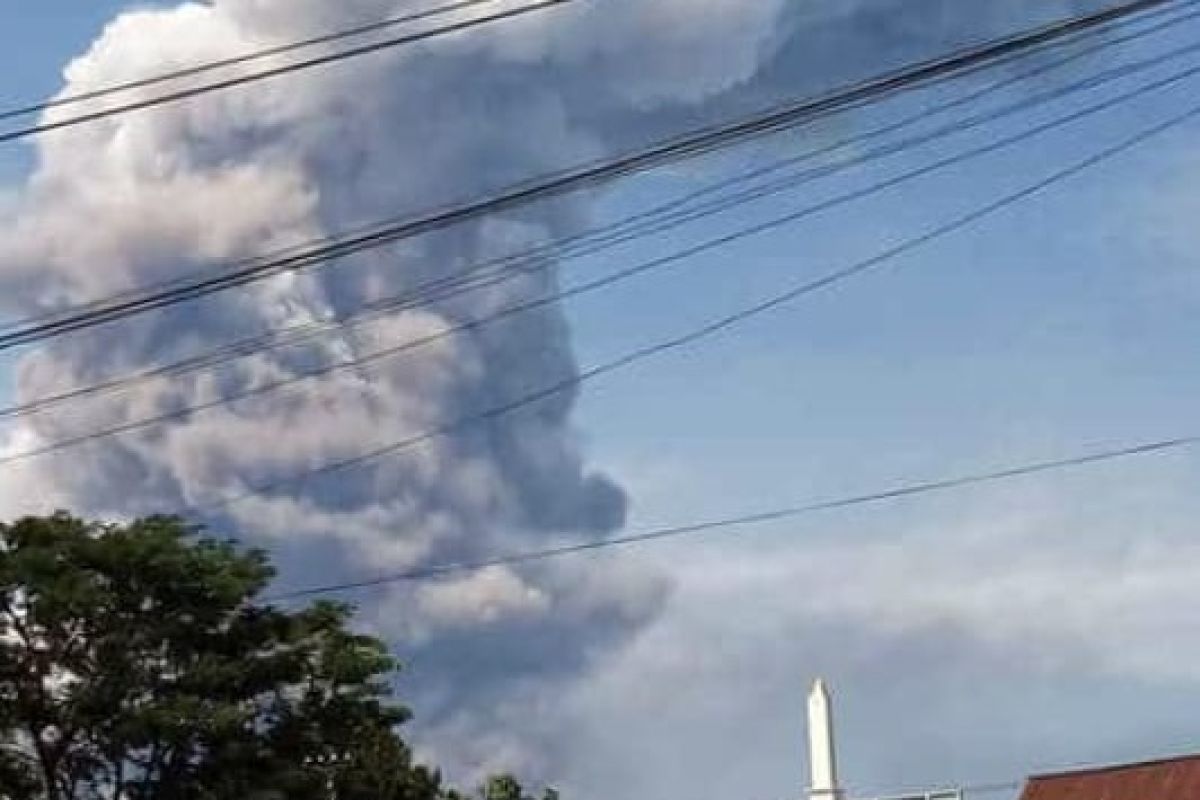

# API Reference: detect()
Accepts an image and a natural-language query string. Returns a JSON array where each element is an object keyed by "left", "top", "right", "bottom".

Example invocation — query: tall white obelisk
[{"left": 807, "top": 679, "right": 842, "bottom": 800}]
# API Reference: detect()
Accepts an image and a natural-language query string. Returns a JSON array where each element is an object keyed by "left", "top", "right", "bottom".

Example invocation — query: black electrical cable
[
  {"left": 190, "top": 88, "right": 1200, "bottom": 517},
  {"left": 0, "top": 0, "right": 1179, "bottom": 352},
  {"left": 0, "top": 0, "right": 518, "bottom": 124},
  {"left": 11, "top": 0, "right": 1183, "bottom": 342},
  {"left": 7, "top": 45, "right": 1199, "bottom": 468},
  {"left": 265, "top": 435, "right": 1199, "bottom": 599},
  {"left": 6, "top": 7, "right": 1197, "bottom": 425},
  {"left": 0, "top": 0, "right": 577, "bottom": 144}
]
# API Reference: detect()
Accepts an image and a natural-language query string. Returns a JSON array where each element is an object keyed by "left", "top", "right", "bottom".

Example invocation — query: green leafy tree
[
  {"left": 478, "top": 775, "right": 560, "bottom": 800},
  {"left": 0, "top": 513, "right": 449, "bottom": 800}
]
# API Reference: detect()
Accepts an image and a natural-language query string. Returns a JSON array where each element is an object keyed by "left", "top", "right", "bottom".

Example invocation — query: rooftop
[{"left": 1021, "top": 754, "right": 1200, "bottom": 800}]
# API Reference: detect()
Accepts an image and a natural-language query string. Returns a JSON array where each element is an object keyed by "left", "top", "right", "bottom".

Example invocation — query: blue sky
[
  {"left": 551, "top": 13, "right": 1200, "bottom": 794},
  {"left": 2, "top": 2, "right": 1200, "bottom": 799},
  {"left": 562, "top": 31, "right": 1200, "bottom": 789},
  {"left": 570, "top": 42, "right": 1200, "bottom": 514},
  {"left": 0, "top": 1, "right": 152, "bottom": 180}
]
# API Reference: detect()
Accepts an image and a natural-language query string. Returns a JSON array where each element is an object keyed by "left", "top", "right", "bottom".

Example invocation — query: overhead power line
[
  {"left": 958, "top": 783, "right": 1025, "bottom": 798},
  {"left": 0, "top": 0, "right": 575, "bottom": 144},
  {"left": 7, "top": 0, "right": 1183, "bottom": 347},
  {"left": 854, "top": 782, "right": 1022, "bottom": 800},
  {"left": 0, "top": 0, "right": 1180, "bottom": 352},
  {"left": 4, "top": 0, "right": 1199, "bottom": 424},
  {"left": 266, "top": 434, "right": 1200, "bottom": 600},
  {"left": 8, "top": 47, "right": 1200, "bottom": 467},
  {"left": 190, "top": 86, "right": 1200, "bottom": 517},
  {"left": 0, "top": 0, "right": 514, "bottom": 124}
]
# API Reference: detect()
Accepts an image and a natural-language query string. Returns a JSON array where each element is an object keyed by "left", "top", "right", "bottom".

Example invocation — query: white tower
[{"left": 807, "top": 678, "right": 842, "bottom": 800}]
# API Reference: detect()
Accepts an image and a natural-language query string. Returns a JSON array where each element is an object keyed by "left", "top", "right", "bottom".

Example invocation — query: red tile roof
[{"left": 1021, "top": 754, "right": 1200, "bottom": 800}]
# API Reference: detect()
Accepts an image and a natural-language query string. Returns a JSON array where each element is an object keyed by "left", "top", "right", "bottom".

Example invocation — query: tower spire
[{"left": 808, "top": 678, "right": 842, "bottom": 800}]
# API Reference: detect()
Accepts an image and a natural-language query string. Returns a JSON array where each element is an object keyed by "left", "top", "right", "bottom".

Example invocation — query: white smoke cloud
[
  {"left": 416, "top": 567, "right": 552, "bottom": 629},
  {"left": 0, "top": 0, "right": 795, "bottom": 782}
]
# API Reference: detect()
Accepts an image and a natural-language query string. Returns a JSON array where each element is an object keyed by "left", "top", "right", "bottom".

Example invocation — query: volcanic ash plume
[
  {"left": 0, "top": 0, "right": 790, "bottom": 779},
  {"left": 0, "top": 0, "right": 1098, "bottom": 782}
]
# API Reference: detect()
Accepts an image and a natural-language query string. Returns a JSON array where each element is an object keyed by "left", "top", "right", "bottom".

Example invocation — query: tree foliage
[
  {"left": 0, "top": 513, "right": 551, "bottom": 800},
  {"left": 477, "top": 775, "right": 560, "bottom": 800}
]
